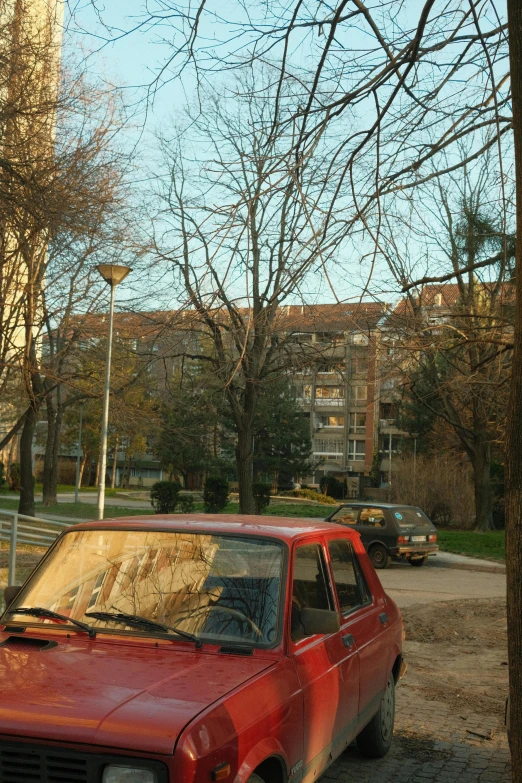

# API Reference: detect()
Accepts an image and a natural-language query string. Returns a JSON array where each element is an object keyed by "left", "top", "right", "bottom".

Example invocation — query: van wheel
[
  {"left": 356, "top": 676, "right": 395, "bottom": 758},
  {"left": 247, "top": 775, "right": 265, "bottom": 783},
  {"left": 369, "top": 544, "right": 391, "bottom": 569},
  {"left": 408, "top": 556, "right": 428, "bottom": 567}
]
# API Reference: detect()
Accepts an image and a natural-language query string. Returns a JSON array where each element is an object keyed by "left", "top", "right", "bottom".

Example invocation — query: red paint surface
[{"left": 0, "top": 515, "right": 403, "bottom": 783}]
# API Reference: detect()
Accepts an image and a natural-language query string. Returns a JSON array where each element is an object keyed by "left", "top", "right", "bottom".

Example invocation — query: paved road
[
  {"left": 27, "top": 492, "right": 153, "bottom": 509},
  {"left": 378, "top": 557, "right": 506, "bottom": 608},
  {"left": 325, "top": 557, "right": 510, "bottom": 782}
]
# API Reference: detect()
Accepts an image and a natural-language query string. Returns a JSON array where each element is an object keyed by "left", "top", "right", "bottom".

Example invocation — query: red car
[{"left": 0, "top": 515, "right": 404, "bottom": 783}]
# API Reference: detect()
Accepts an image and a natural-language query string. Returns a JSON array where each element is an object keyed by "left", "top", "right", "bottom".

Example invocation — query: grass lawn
[
  {"left": 33, "top": 484, "right": 120, "bottom": 497},
  {"left": 0, "top": 496, "right": 331, "bottom": 521},
  {"left": 0, "top": 498, "right": 155, "bottom": 520},
  {"left": 220, "top": 501, "right": 330, "bottom": 518},
  {"left": 437, "top": 529, "right": 505, "bottom": 561}
]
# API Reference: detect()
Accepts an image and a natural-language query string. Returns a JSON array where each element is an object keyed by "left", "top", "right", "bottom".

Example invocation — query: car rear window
[{"left": 393, "top": 507, "right": 434, "bottom": 528}]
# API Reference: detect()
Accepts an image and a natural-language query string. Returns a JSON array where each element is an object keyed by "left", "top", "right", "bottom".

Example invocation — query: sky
[{"left": 59, "top": 1, "right": 511, "bottom": 315}]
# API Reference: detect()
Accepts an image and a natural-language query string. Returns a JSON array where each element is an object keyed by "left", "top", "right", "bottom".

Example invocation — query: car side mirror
[
  {"left": 300, "top": 608, "right": 340, "bottom": 636},
  {"left": 3, "top": 585, "right": 22, "bottom": 608}
]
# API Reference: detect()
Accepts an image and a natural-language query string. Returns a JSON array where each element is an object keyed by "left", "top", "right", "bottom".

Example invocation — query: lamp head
[{"left": 96, "top": 264, "right": 132, "bottom": 287}]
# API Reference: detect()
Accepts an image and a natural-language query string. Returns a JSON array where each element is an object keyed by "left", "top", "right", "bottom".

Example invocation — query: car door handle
[
  {"left": 379, "top": 613, "right": 389, "bottom": 625},
  {"left": 342, "top": 633, "right": 355, "bottom": 648}
]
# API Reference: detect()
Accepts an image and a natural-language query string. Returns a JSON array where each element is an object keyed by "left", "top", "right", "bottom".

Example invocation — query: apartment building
[
  {"left": 279, "top": 303, "right": 388, "bottom": 491},
  {"left": 32, "top": 286, "right": 489, "bottom": 491}
]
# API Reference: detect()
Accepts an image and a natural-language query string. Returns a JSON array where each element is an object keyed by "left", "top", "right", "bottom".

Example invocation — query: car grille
[
  {"left": 0, "top": 741, "right": 169, "bottom": 783},
  {"left": 0, "top": 746, "right": 88, "bottom": 783}
]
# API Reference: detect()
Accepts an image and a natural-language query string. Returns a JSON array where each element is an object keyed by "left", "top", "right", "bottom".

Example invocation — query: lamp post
[
  {"left": 74, "top": 402, "right": 84, "bottom": 504},
  {"left": 412, "top": 432, "right": 419, "bottom": 502},
  {"left": 387, "top": 418, "right": 395, "bottom": 487},
  {"left": 95, "top": 264, "right": 132, "bottom": 520}
]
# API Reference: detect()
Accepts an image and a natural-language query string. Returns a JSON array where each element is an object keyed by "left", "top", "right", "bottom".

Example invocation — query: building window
[
  {"left": 315, "top": 332, "right": 344, "bottom": 345},
  {"left": 349, "top": 413, "right": 366, "bottom": 433},
  {"left": 348, "top": 440, "right": 366, "bottom": 460},
  {"left": 327, "top": 415, "right": 344, "bottom": 427},
  {"left": 355, "top": 385, "right": 367, "bottom": 401},
  {"left": 313, "top": 439, "right": 344, "bottom": 454},
  {"left": 381, "top": 436, "right": 401, "bottom": 453},
  {"left": 315, "top": 415, "right": 344, "bottom": 428},
  {"left": 351, "top": 357, "right": 368, "bottom": 374},
  {"left": 317, "top": 362, "right": 343, "bottom": 374},
  {"left": 380, "top": 403, "right": 397, "bottom": 420},
  {"left": 315, "top": 386, "right": 344, "bottom": 399},
  {"left": 351, "top": 333, "right": 369, "bottom": 346},
  {"left": 288, "top": 332, "right": 313, "bottom": 343}
]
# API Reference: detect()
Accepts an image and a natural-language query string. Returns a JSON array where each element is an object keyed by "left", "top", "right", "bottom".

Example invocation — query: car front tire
[
  {"left": 356, "top": 676, "right": 395, "bottom": 758},
  {"left": 369, "top": 543, "right": 392, "bottom": 569}
]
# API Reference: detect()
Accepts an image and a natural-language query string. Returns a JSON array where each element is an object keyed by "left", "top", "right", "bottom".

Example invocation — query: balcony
[{"left": 315, "top": 398, "right": 344, "bottom": 407}]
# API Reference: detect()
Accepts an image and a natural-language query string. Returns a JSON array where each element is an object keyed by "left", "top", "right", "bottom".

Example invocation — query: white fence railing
[{"left": 0, "top": 510, "right": 72, "bottom": 587}]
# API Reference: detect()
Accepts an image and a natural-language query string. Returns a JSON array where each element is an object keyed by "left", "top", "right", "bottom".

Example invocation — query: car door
[
  {"left": 289, "top": 540, "right": 360, "bottom": 781},
  {"left": 325, "top": 536, "right": 390, "bottom": 729}
]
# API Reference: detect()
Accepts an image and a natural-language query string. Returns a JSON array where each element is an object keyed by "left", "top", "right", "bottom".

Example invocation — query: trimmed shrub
[
  {"left": 150, "top": 481, "right": 182, "bottom": 513},
  {"left": 177, "top": 494, "right": 195, "bottom": 514},
  {"left": 253, "top": 482, "right": 271, "bottom": 515},
  {"left": 203, "top": 476, "right": 229, "bottom": 513},
  {"left": 283, "top": 488, "right": 338, "bottom": 505},
  {"left": 320, "top": 475, "right": 344, "bottom": 499}
]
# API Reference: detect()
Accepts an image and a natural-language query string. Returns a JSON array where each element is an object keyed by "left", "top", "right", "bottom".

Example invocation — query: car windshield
[
  {"left": 5, "top": 529, "right": 284, "bottom": 647},
  {"left": 393, "top": 508, "right": 433, "bottom": 529}
]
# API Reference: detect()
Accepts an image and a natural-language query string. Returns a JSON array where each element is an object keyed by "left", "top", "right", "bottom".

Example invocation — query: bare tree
[
  {"left": 0, "top": 0, "right": 136, "bottom": 514},
  {"left": 382, "top": 162, "right": 514, "bottom": 531},
  {"left": 153, "top": 73, "right": 346, "bottom": 512}
]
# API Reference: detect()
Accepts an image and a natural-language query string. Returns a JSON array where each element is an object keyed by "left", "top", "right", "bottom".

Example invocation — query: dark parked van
[{"left": 325, "top": 502, "right": 439, "bottom": 569}]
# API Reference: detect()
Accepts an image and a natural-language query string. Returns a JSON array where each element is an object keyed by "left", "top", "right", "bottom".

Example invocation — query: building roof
[
  {"left": 65, "top": 301, "right": 389, "bottom": 343},
  {"left": 390, "top": 284, "right": 461, "bottom": 319}
]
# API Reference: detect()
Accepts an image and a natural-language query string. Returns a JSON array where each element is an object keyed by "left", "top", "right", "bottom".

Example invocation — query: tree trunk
[
  {"left": 236, "top": 428, "right": 254, "bottom": 514},
  {"left": 42, "top": 392, "right": 56, "bottom": 505},
  {"left": 506, "top": 1, "right": 522, "bottom": 777},
  {"left": 94, "top": 459, "right": 100, "bottom": 487},
  {"left": 18, "top": 404, "right": 37, "bottom": 516},
  {"left": 42, "top": 390, "right": 62, "bottom": 506},
  {"left": 48, "top": 406, "right": 63, "bottom": 504},
  {"left": 110, "top": 434, "right": 119, "bottom": 489},
  {"left": 471, "top": 437, "right": 494, "bottom": 531}
]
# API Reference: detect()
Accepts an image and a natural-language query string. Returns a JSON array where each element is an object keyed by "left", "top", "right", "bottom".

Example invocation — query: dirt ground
[{"left": 401, "top": 597, "right": 509, "bottom": 743}]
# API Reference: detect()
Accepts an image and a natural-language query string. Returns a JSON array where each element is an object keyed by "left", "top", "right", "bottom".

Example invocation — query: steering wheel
[{"left": 183, "top": 604, "right": 263, "bottom": 639}]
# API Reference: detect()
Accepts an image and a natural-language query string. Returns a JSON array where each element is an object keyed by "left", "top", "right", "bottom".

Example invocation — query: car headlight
[{"left": 103, "top": 765, "right": 157, "bottom": 783}]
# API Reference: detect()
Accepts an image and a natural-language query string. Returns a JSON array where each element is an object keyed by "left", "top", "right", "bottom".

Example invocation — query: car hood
[{"left": 0, "top": 633, "right": 274, "bottom": 754}]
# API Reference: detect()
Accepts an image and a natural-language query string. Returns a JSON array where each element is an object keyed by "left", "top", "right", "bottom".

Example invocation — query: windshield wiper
[
  {"left": 85, "top": 611, "right": 202, "bottom": 648},
  {"left": 10, "top": 607, "right": 96, "bottom": 638}
]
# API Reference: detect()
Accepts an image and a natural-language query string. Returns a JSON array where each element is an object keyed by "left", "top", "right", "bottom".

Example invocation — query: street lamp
[
  {"left": 411, "top": 432, "right": 419, "bottom": 502},
  {"left": 95, "top": 264, "right": 132, "bottom": 520},
  {"left": 74, "top": 402, "right": 84, "bottom": 504},
  {"left": 387, "top": 418, "right": 395, "bottom": 487}
]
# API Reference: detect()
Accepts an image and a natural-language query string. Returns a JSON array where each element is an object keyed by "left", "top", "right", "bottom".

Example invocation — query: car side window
[
  {"left": 330, "top": 506, "right": 358, "bottom": 526},
  {"left": 292, "top": 543, "right": 332, "bottom": 641},
  {"left": 328, "top": 539, "right": 372, "bottom": 613},
  {"left": 358, "top": 507, "right": 386, "bottom": 528}
]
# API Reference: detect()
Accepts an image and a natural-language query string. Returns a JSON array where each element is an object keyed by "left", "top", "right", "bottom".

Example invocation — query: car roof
[
  {"left": 333, "top": 502, "right": 420, "bottom": 509},
  {"left": 73, "top": 514, "right": 352, "bottom": 543}
]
